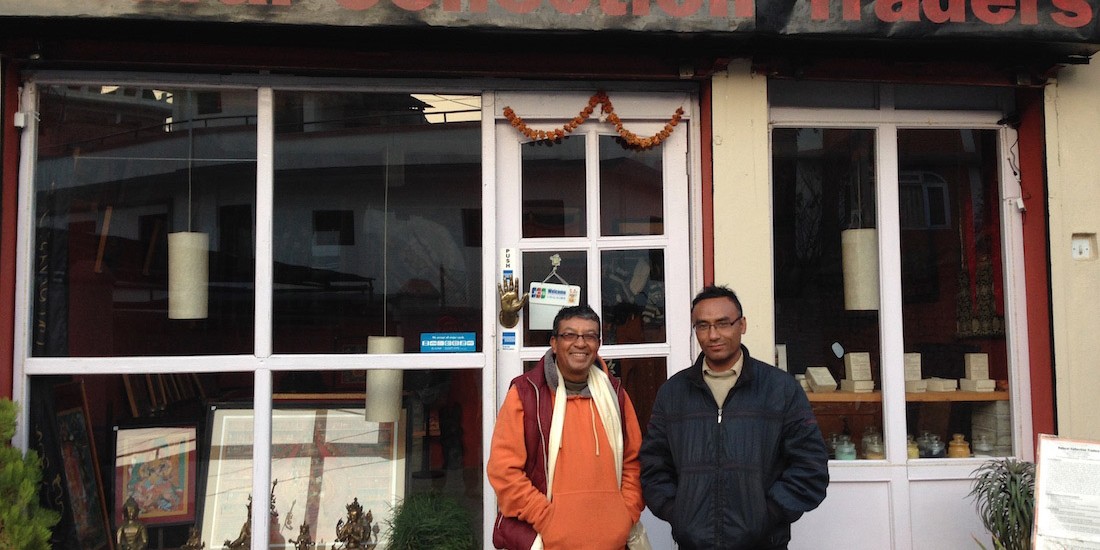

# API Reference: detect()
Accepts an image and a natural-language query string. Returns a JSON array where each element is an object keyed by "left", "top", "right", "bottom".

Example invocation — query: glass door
[
  {"left": 493, "top": 91, "right": 694, "bottom": 416},
  {"left": 492, "top": 91, "right": 695, "bottom": 546}
]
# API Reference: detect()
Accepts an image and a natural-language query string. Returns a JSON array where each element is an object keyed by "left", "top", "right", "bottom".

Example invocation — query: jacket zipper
[{"left": 718, "top": 406, "right": 723, "bottom": 424}]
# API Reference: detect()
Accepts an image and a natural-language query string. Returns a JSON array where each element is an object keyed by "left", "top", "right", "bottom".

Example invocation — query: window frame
[
  {"left": 12, "top": 77, "right": 496, "bottom": 545},
  {"left": 770, "top": 91, "right": 1034, "bottom": 472}
]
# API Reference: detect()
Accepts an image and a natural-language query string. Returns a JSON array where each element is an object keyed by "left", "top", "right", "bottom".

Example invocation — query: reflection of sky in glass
[{"left": 412, "top": 94, "right": 481, "bottom": 123}]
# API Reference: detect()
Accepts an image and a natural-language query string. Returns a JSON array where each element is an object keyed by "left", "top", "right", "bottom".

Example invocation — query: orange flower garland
[{"left": 503, "top": 91, "right": 684, "bottom": 150}]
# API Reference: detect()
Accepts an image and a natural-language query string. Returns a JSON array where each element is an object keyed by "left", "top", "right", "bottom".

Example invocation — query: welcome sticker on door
[{"left": 528, "top": 282, "right": 581, "bottom": 330}]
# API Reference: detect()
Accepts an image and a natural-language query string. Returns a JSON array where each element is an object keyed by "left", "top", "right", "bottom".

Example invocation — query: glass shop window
[
  {"left": 772, "top": 128, "right": 885, "bottom": 460},
  {"left": 31, "top": 86, "right": 258, "bottom": 357},
  {"left": 271, "top": 92, "right": 484, "bottom": 354},
  {"left": 899, "top": 129, "right": 1013, "bottom": 459},
  {"left": 27, "top": 372, "right": 242, "bottom": 549},
  {"left": 199, "top": 368, "right": 485, "bottom": 549}
]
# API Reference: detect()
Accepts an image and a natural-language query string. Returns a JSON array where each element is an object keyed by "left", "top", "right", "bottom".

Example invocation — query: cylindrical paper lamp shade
[
  {"left": 365, "top": 336, "right": 404, "bottom": 423},
  {"left": 168, "top": 231, "right": 209, "bottom": 319},
  {"left": 841, "top": 228, "right": 880, "bottom": 311}
]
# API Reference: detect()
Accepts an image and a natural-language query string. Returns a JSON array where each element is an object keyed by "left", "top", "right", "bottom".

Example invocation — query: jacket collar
[{"left": 688, "top": 344, "right": 756, "bottom": 387}]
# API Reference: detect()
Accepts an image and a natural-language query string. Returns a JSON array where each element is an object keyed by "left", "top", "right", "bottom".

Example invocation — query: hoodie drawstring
[{"left": 589, "top": 399, "right": 600, "bottom": 456}]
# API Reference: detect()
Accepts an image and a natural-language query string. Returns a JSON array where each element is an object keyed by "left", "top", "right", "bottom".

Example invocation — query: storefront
[{"left": 2, "top": 2, "right": 1098, "bottom": 549}]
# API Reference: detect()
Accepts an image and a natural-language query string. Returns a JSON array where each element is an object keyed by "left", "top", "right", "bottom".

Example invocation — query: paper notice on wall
[
  {"left": 1034, "top": 434, "right": 1100, "bottom": 549},
  {"left": 528, "top": 282, "right": 581, "bottom": 330}
]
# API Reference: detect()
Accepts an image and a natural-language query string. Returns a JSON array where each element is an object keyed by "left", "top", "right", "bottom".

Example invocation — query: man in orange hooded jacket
[{"left": 488, "top": 305, "right": 646, "bottom": 550}]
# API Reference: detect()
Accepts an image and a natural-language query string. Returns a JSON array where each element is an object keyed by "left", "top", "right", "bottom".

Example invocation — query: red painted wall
[
  {"left": 1016, "top": 87, "right": 1057, "bottom": 442},
  {"left": 1, "top": 63, "right": 19, "bottom": 401}
]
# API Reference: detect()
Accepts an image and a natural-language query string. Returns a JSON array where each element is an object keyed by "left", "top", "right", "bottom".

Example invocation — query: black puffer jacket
[{"left": 640, "top": 346, "right": 829, "bottom": 550}]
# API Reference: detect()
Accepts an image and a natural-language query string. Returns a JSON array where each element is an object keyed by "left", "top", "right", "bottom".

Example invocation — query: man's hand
[{"left": 498, "top": 276, "right": 528, "bottom": 328}]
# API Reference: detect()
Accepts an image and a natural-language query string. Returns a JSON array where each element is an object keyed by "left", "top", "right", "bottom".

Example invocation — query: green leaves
[
  {"left": 0, "top": 398, "right": 60, "bottom": 550},
  {"left": 384, "top": 491, "right": 477, "bottom": 550},
  {"left": 968, "top": 458, "right": 1036, "bottom": 550}
]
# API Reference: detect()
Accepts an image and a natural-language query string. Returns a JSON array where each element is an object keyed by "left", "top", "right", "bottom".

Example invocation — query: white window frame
[
  {"left": 13, "top": 76, "right": 496, "bottom": 548},
  {"left": 771, "top": 88, "right": 1033, "bottom": 509}
]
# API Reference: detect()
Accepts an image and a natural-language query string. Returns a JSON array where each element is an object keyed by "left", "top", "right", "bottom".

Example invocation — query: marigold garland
[{"left": 503, "top": 91, "right": 684, "bottom": 150}]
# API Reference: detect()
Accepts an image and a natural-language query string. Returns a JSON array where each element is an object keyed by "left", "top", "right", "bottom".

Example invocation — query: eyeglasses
[
  {"left": 692, "top": 316, "right": 743, "bottom": 334},
  {"left": 553, "top": 332, "right": 601, "bottom": 344}
]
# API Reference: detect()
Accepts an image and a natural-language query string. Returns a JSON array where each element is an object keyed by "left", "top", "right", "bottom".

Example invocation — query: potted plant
[
  {"left": 384, "top": 491, "right": 477, "bottom": 550},
  {"left": 0, "top": 398, "right": 60, "bottom": 549},
  {"left": 968, "top": 457, "right": 1036, "bottom": 550}
]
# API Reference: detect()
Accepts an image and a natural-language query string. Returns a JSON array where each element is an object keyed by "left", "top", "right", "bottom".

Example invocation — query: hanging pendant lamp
[
  {"left": 841, "top": 227, "right": 879, "bottom": 311},
  {"left": 365, "top": 336, "right": 404, "bottom": 423},
  {"left": 365, "top": 145, "right": 404, "bottom": 423},
  {"left": 168, "top": 109, "right": 209, "bottom": 319}
]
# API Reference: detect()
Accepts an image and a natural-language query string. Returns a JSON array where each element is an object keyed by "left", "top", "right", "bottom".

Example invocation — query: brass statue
[
  {"left": 225, "top": 480, "right": 280, "bottom": 549},
  {"left": 289, "top": 522, "right": 316, "bottom": 550},
  {"left": 116, "top": 496, "right": 149, "bottom": 550},
  {"left": 180, "top": 526, "right": 205, "bottom": 550},
  {"left": 223, "top": 495, "right": 252, "bottom": 549},
  {"left": 497, "top": 275, "right": 528, "bottom": 328},
  {"left": 333, "top": 498, "right": 380, "bottom": 549}
]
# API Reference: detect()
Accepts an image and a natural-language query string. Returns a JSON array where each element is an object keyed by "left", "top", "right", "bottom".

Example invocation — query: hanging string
[
  {"left": 187, "top": 122, "right": 194, "bottom": 233},
  {"left": 382, "top": 145, "right": 391, "bottom": 336}
]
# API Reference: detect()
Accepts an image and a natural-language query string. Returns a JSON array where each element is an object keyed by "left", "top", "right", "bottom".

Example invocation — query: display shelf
[
  {"left": 905, "top": 390, "right": 1008, "bottom": 402},
  {"left": 806, "top": 390, "right": 1009, "bottom": 403}
]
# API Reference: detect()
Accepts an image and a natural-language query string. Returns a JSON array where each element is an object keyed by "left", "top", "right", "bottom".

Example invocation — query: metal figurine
[
  {"left": 223, "top": 495, "right": 253, "bottom": 549},
  {"left": 289, "top": 522, "right": 316, "bottom": 550},
  {"left": 333, "top": 498, "right": 380, "bottom": 549},
  {"left": 224, "top": 481, "right": 280, "bottom": 550},
  {"left": 116, "top": 496, "right": 149, "bottom": 550},
  {"left": 180, "top": 526, "right": 205, "bottom": 550}
]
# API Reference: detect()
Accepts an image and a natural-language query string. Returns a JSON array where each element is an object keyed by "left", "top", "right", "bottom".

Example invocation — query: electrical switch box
[{"left": 1071, "top": 233, "right": 1095, "bottom": 260}]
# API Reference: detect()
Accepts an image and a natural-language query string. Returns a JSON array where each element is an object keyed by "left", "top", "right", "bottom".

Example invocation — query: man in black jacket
[{"left": 640, "top": 285, "right": 829, "bottom": 550}]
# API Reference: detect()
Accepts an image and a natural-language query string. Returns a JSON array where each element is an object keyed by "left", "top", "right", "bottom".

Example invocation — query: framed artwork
[
  {"left": 199, "top": 403, "right": 405, "bottom": 547},
  {"left": 112, "top": 424, "right": 199, "bottom": 526},
  {"left": 52, "top": 381, "right": 113, "bottom": 550}
]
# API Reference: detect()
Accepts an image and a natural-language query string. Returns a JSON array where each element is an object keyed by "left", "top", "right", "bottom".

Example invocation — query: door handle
[{"left": 497, "top": 275, "right": 529, "bottom": 329}]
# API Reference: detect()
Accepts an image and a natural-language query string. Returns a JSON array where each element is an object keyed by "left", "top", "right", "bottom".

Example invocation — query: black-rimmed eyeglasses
[
  {"left": 553, "top": 332, "right": 601, "bottom": 344},
  {"left": 692, "top": 315, "right": 743, "bottom": 334}
]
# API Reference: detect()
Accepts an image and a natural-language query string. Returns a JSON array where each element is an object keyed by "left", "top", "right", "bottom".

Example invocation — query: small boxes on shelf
[
  {"left": 928, "top": 376, "right": 954, "bottom": 393},
  {"left": 840, "top": 379, "right": 876, "bottom": 393},
  {"left": 795, "top": 373, "right": 810, "bottom": 392},
  {"left": 960, "top": 378, "right": 997, "bottom": 392},
  {"left": 844, "top": 352, "right": 873, "bottom": 381},
  {"left": 964, "top": 353, "right": 990, "bottom": 381},
  {"left": 806, "top": 367, "right": 838, "bottom": 393},
  {"left": 905, "top": 379, "right": 928, "bottom": 392},
  {"left": 961, "top": 353, "right": 994, "bottom": 392},
  {"left": 903, "top": 353, "right": 923, "bottom": 381}
]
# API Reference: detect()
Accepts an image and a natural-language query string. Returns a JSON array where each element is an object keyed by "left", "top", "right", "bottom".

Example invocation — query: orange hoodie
[{"left": 489, "top": 385, "right": 645, "bottom": 549}]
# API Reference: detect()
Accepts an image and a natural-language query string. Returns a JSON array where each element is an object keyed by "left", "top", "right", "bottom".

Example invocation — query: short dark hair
[
  {"left": 691, "top": 285, "right": 743, "bottom": 316},
  {"left": 552, "top": 304, "right": 601, "bottom": 335}
]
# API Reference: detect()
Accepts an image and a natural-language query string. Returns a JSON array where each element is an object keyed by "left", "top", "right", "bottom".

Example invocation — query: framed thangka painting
[
  {"left": 52, "top": 381, "right": 113, "bottom": 550},
  {"left": 199, "top": 403, "right": 405, "bottom": 547},
  {"left": 113, "top": 424, "right": 199, "bottom": 526}
]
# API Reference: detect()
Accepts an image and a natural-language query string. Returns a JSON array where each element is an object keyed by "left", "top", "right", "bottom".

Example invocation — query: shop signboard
[{"left": 1, "top": 0, "right": 1097, "bottom": 44}]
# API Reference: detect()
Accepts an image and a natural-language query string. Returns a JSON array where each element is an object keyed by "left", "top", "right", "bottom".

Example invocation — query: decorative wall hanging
[{"left": 503, "top": 91, "right": 684, "bottom": 149}]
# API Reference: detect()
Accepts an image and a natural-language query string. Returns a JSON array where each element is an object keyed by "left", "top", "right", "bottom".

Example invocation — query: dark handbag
[{"left": 492, "top": 511, "right": 537, "bottom": 550}]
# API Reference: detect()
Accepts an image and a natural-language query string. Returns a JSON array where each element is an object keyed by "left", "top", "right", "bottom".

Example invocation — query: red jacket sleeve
[
  {"left": 621, "top": 391, "right": 646, "bottom": 523},
  {"left": 487, "top": 386, "right": 554, "bottom": 532}
]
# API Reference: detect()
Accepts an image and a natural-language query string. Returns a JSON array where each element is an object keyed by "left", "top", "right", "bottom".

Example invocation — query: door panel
[
  {"left": 495, "top": 91, "right": 692, "bottom": 395},
  {"left": 492, "top": 91, "right": 693, "bottom": 548}
]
